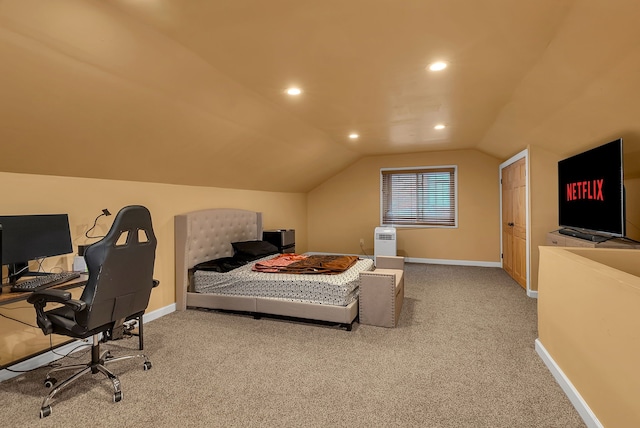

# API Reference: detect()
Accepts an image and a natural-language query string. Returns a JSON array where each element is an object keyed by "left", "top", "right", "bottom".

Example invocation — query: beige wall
[
  {"left": 528, "top": 145, "right": 562, "bottom": 291},
  {"left": 0, "top": 171, "right": 306, "bottom": 366},
  {"left": 538, "top": 246, "right": 640, "bottom": 427},
  {"left": 4, "top": 147, "right": 637, "bottom": 368},
  {"left": 308, "top": 149, "right": 501, "bottom": 263}
]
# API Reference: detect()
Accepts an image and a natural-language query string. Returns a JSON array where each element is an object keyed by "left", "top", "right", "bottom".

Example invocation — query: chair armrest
[
  {"left": 27, "top": 289, "right": 86, "bottom": 311},
  {"left": 27, "top": 289, "right": 87, "bottom": 335},
  {"left": 375, "top": 256, "right": 405, "bottom": 270},
  {"left": 27, "top": 288, "right": 71, "bottom": 304}
]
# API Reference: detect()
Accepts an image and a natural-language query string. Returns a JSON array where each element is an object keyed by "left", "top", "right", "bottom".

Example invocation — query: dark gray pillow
[
  {"left": 193, "top": 257, "right": 248, "bottom": 273},
  {"left": 231, "top": 240, "right": 279, "bottom": 260}
]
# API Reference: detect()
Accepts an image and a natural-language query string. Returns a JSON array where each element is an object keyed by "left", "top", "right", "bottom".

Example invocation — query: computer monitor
[{"left": 0, "top": 214, "right": 73, "bottom": 283}]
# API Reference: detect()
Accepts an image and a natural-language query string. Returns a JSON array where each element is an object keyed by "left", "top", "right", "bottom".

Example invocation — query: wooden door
[{"left": 502, "top": 158, "right": 527, "bottom": 289}]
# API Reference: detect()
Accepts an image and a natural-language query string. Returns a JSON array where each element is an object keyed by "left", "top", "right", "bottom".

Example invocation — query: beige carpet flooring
[{"left": 0, "top": 263, "right": 586, "bottom": 427}]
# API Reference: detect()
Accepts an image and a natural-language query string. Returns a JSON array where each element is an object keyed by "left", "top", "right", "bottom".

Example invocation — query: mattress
[{"left": 193, "top": 256, "right": 374, "bottom": 306}]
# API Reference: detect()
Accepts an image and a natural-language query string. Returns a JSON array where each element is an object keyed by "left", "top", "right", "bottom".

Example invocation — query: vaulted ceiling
[{"left": 1, "top": 0, "right": 640, "bottom": 192}]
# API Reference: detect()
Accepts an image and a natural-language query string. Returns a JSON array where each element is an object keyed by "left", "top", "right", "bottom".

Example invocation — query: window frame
[{"left": 379, "top": 165, "right": 458, "bottom": 228}]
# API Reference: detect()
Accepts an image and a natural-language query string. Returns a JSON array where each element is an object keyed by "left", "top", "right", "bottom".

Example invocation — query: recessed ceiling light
[
  {"left": 434, "top": 124, "right": 446, "bottom": 130},
  {"left": 349, "top": 133, "right": 359, "bottom": 140},
  {"left": 286, "top": 87, "right": 302, "bottom": 96},
  {"left": 428, "top": 61, "right": 447, "bottom": 71}
]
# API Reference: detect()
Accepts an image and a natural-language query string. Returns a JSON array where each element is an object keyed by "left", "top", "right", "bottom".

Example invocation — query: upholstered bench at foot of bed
[{"left": 358, "top": 256, "right": 405, "bottom": 327}]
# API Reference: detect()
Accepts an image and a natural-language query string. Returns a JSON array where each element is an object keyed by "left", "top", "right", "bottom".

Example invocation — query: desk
[
  {"left": 0, "top": 275, "right": 87, "bottom": 369},
  {"left": 0, "top": 275, "right": 88, "bottom": 305}
]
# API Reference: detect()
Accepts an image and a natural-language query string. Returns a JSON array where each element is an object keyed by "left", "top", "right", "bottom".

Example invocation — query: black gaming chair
[{"left": 27, "top": 205, "right": 158, "bottom": 418}]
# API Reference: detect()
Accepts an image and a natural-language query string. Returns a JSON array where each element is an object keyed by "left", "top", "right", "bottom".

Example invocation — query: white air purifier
[{"left": 374, "top": 226, "right": 397, "bottom": 265}]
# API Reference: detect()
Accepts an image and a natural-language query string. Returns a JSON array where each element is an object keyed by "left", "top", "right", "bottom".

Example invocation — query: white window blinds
[{"left": 381, "top": 167, "right": 457, "bottom": 227}]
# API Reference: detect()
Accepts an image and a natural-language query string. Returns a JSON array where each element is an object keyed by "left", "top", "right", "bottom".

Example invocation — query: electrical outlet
[{"left": 359, "top": 238, "right": 365, "bottom": 246}]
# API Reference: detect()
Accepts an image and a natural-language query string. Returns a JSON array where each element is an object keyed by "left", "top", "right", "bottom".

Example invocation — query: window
[{"left": 381, "top": 166, "right": 457, "bottom": 227}]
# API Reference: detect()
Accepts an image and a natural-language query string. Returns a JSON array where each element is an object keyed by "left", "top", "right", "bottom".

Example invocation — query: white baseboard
[
  {"left": 143, "top": 303, "right": 176, "bottom": 323},
  {"left": 0, "top": 303, "right": 176, "bottom": 383},
  {"left": 527, "top": 290, "right": 539, "bottom": 298},
  {"left": 404, "top": 257, "right": 501, "bottom": 268},
  {"left": 307, "top": 252, "right": 500, "bottom": 268},
  {"left": 534, "top": 339, "right": 602, "bottom": 428},
  {"left": 306, "top": 252, "right": 372, "bottom": 258},
  {"left": 0, "top": 339, "right": 93, "bottom": 383}
]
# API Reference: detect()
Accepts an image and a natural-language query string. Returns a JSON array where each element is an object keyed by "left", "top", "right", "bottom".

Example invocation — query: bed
[{"left": 174, "top": 208, "right": 374, "bottom": 330}]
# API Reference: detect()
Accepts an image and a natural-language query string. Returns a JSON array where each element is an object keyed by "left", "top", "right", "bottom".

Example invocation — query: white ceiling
[{"left": 1, "top": 0, "right": 640, "bottom": 192}]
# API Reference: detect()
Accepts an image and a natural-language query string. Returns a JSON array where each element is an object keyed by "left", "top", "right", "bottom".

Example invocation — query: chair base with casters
[{"left": 38, "top": 333, "right": 152, "bottom": 418}]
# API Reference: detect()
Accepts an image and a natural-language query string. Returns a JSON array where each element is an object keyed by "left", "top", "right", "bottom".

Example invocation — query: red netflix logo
[{"left": 566, "top": 179, "right": 604, "bottom": 201}]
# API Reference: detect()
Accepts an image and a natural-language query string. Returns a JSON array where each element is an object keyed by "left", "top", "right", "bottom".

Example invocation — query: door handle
[{"left": 508, "top": 222, "right": 514, "bottom": 227}]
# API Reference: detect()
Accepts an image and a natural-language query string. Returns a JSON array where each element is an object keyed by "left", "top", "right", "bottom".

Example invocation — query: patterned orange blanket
[{"left": 253, "top": 254, "right": 359, "bottom": 275}]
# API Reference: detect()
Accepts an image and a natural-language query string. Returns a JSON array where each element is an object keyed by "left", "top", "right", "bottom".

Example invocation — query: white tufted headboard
[{"left": 174, "top": 208, "right": 263, "bottom": 310}]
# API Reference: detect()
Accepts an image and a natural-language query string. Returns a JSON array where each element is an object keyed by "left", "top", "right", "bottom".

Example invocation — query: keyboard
[{"left": 10, "top": 272, "right": 82, "bottom": 293}]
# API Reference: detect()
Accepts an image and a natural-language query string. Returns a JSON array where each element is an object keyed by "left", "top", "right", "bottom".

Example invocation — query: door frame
[{"left": 499, "top": 149, "right": 535, "bottom": 297}]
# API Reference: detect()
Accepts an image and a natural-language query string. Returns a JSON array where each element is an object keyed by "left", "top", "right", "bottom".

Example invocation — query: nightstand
[{"left": 263, "top": 229, "right": 295, "bottom": 253}]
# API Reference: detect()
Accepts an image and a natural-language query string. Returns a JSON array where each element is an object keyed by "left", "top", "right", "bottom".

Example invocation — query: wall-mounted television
[{"left": 558, "top": 138, "right": 625, "bottom": 240}]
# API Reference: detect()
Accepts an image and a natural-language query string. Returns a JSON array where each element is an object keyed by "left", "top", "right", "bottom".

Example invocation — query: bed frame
[{"left": 174, "top": 208, "right": 359, "bottom": 329}]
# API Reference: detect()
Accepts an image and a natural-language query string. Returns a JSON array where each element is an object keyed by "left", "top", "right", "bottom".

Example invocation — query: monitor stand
[
  {"left": 559, "top": 228, "right": 609, "bottom": 243},
  {"left": 7, "top": 262, "right": 49, "bottom": 285}
]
